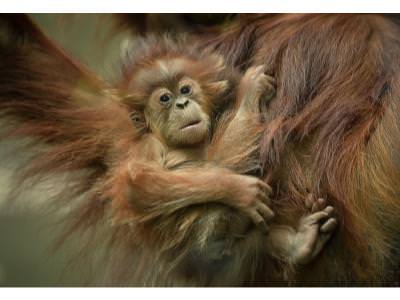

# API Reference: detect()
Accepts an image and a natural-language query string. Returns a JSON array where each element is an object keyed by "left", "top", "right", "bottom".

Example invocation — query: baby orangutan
[{"left": 116, "top": 37, "right": 337, "bottom": 271}]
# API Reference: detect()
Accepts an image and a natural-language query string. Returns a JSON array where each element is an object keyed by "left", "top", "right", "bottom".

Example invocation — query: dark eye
[
  {"left": 180, "top": 85, "right": 192, "bottom": 95},
  {"left": 159, "top": 93, "right": 171, "bottom": 104}
]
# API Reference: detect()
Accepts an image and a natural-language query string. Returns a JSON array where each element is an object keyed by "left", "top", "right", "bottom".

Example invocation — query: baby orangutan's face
[
  {"left": 146, "top": 77, "right": 211, "bottom": 147},
  {"left": 135, "top": 58, "right": 213, "bottom": 147}
]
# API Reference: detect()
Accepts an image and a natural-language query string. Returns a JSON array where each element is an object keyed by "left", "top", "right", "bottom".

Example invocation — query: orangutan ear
[
  {"left": 122, "top": 93, "right": 145, "bottom": 110},
  {"left": 205, "top": 80, "right": 229, "bottom": 96}
]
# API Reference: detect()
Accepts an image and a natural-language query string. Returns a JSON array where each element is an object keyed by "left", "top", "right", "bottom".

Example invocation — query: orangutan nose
[{"left": 176, "top": 98, "right": 190, "bottom": 109}]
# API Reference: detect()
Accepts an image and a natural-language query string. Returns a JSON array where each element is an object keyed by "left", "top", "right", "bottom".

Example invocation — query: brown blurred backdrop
[{"left": 0, "top": 14, "right": 129, "bottom": 286}]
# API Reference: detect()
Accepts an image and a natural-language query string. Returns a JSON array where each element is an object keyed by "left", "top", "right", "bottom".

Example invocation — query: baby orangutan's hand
[
  {"left": 238, "top": 65, "right": 276, "bottom": 114},
  {"left": 289, "top": 194, "right": 338, "bottom": 265},
  {"left": 224, "top": 174, "right": 275, "bottom": 233}
]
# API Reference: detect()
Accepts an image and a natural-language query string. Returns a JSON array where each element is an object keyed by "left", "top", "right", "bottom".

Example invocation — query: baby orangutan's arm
[
  {"left": 111, "top": 160, "right": 274, "bottom": 230},
  {"left": 208, "top": 65, "right": 275, "bottom": 175}
]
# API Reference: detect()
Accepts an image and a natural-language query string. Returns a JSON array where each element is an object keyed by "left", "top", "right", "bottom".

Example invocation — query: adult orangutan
[
  {"left": 0, "top": 14, "right": 400, "bottom": 286},
  {"left": 194, "top": 13, "right": 400, "bottom": 285}
]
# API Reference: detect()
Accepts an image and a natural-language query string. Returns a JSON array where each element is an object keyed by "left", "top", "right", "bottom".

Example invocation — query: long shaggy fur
[
  {"left": 198, "top": 14, "right": 400, "bottom": 285},
  {"left": 1, "top": 14, "right": 400, "bottom": 286}
]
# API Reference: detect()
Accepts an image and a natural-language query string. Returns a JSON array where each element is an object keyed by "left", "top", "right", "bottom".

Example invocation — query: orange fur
[
  {"left": 1, "top": 14, "right": 400, "bottom": 286},
  {"left": 198, "top": 14, "right": 400, "bottom": 285}
]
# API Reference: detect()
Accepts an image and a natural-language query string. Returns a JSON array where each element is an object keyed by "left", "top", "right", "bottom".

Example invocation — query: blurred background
[{"left": 0, "top": 14, "right": 129, "bottom": 286}]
